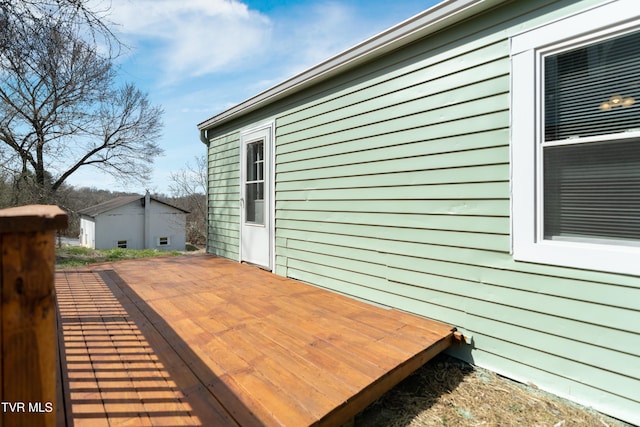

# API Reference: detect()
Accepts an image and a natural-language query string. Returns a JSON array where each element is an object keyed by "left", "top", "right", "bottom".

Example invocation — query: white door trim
[{"left": 239, "top": 121, "right": 275, "bottom": 270}]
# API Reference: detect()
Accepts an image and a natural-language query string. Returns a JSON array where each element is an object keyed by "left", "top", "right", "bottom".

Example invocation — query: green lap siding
[
  {"left": 202, "top": 0, "right": 640, "bottom": 423},
  {"left": 207, "top": 133, "right": 240, "bottom": 260}
]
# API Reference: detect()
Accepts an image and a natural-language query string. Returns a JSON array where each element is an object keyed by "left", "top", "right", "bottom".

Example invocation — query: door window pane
[
  {"left": 246, "top": 141, "right": 264, "bottom": 181},
  {"left": 245, "top": 141, "right": 265, "bottom": 224}
]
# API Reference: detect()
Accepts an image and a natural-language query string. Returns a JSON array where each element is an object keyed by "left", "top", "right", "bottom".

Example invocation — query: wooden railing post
[{"left": 0, "top": 205, "right": 67, "bottom": 427}]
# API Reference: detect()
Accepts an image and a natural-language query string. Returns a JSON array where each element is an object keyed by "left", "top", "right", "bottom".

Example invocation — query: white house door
[{"left": 240, "top": 125, "right": 273, "bottom": 269}]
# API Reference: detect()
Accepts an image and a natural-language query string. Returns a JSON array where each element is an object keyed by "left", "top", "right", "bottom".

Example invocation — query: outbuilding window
[
  {"left": 158, "top": 236, "right": 170, "bottom": 246},
  {"left": 511, "top": 1, "right": 640, "bottom": 275},
  {"left": 117, "top": 240, "right": 127, "bottom": 249}
]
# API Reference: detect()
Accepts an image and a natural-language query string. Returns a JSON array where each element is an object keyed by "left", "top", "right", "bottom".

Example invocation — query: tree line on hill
[{"left": 0, "top": 156, "right": 207, "bottom": 247}]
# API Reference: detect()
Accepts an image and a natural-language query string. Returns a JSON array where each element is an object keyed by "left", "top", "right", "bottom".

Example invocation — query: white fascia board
[{"left": 197, "top": 0, "right": 507, "bottom": 132}]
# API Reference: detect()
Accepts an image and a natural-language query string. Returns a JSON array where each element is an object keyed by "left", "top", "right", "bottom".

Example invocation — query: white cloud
[
  {"left": 289, "top": 2, "right": 358, "bottom": 64},
  {"left": 109, "top": 0, "right": 272, "bottom": 83},
  {"left": 265, "top": 2, "right": 384, "bottom": 88},
  {"left": 104, "top": 0, "right": 400, "bottom": 89}
]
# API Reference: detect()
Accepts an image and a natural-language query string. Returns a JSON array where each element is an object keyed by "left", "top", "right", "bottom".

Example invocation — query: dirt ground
[{"left": 356, "top": 354, "right": 630, "bottom": 427}]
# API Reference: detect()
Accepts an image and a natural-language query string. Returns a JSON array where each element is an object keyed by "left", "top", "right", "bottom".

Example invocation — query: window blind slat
[
  {"left": 543, "top": 140, "right": 640, "bottom": 243},
  {"left": 542, "top": 29, "right": 640, "bottom": 246},
  {"left": 545, "top": 30, "right": 640, "bottom": 141}
]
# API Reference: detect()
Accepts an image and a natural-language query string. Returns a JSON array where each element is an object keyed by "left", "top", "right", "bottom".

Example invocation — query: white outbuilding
[{"left": 78, "top": 192, "right": 189, "bottom": 251}]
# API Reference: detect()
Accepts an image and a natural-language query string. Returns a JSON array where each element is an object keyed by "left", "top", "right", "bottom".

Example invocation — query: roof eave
[
  {"left": 197, "top": 0, "right": 507, "bottom": 133},
  {"left": 150, "top": 197, "right": 191, "bottom": 214}
]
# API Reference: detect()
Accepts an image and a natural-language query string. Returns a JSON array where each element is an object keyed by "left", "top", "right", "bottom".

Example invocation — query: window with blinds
[{"left": 542, "top": 30, "right": 640, "bottom": 246}]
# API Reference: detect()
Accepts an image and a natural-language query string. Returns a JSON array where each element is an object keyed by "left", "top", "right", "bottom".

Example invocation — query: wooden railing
[{"left": 0, "top": 205, "right": 67, "bottom": 427}]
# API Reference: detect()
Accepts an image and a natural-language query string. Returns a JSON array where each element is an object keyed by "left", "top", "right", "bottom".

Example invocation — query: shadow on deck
[{"left": 56, "top": 255, "right": 456, "bottom": 426}]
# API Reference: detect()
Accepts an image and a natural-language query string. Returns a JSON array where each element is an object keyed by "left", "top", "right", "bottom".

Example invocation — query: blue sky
[{"left": 68, "top": 0, "right": 439, "bottom": 194}]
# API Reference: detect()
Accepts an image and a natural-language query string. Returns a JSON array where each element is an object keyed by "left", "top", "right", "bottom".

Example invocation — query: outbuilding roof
[
  {"left": 78, "top": 195, "right": 189, "bottom": 218},
  {"left": 197, "top": 0, "right": 507, "bottom": 133}
]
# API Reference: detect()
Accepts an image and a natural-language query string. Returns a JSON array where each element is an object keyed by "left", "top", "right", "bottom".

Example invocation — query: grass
[
  {"left": 56, "top": 245, "right": 182, "bottom": 269},
  {"left": 356, "top": 354, "right": 629, "bottom": 427}
]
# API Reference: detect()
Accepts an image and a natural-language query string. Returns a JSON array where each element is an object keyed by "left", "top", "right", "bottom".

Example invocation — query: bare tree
[
  {"left": 0, "top": 0, "right": 118, "bottom": 53},
  {"left": 0, "top": 16, "right": 163, "bottom": 203},
  {"left": 169, "top": 156, "right": 207, "bottom": 246},
  {"left": 169, "top": 155, "right": 207, "bottom": 199}
]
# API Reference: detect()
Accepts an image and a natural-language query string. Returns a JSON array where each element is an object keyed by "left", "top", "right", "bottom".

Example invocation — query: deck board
[{"left": 56, "top": 255, "right": 455, "bottom": 426}]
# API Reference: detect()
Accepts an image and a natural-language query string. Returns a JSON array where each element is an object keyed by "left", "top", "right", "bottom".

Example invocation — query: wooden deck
[{"left": 55, "top": 255, "right": 455, "bottom": 426}]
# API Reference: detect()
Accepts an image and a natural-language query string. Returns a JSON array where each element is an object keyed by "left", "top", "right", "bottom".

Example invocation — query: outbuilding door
[{"left": 240, "top": 124, "right": 273, "bottom": 269}]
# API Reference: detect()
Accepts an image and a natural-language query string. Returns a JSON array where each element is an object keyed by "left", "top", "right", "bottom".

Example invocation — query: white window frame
[{"left": 511, "top": 0, "right": 640, "bottom": 276}]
